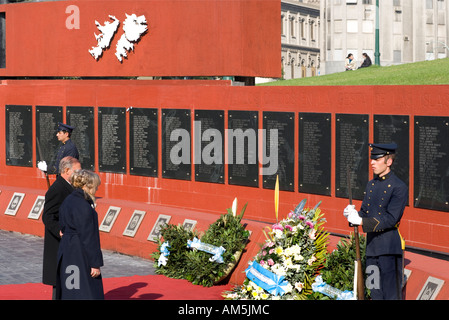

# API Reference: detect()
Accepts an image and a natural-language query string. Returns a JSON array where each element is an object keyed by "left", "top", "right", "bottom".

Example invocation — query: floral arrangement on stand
[
  {"left": 151, "top": 198, "right": 251, "bottom": 287},
  {"left": 223, "top": 199, "right": 329, "bottom": 300}
]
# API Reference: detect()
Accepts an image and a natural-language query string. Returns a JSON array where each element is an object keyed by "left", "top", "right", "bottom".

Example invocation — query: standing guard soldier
[
  {"left": 343, "top": 143, "right": 408, "bottom": 300},
  {"left": 38, "top": 122, "right": 79, "bottom": 175}
]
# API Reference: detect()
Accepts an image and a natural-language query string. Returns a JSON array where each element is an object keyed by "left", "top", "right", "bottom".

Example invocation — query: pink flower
[
  {"left": 267, "top": 259, "right": 275, "bottom": 266},
  {"left": 262, "top": 250, "right": 267, "bottom": 256},
  {"left": 262, "top": 241, "right": 275, "bottom": 249},
  {"left": 288, "top": 211, "right": 294, "bottom": 218},
  {"left": 298, "top": 215, "right": 305, "bottom": 221},
  {"left": 269, "top": 249, "right": 274, "bottom": 254},
  {"left": 272, "top": 223, "right": 284, "bottom": 231},
  {"left": 260, "top": 260, "right": 265, "bottom": 266},
  {"left": 285, "top": 225, "right": 293, "bottom": 231},
  {"left": 305, "top": 221, "right": 314, "bottom": 228}
]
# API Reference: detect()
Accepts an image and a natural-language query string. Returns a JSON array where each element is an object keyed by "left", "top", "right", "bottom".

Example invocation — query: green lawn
[{"left": 258, "top": 58, "right": 449, "bottom": 86}]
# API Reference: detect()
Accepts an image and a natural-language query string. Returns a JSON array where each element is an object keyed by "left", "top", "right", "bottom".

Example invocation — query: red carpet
[{"left": 0, "top": 275, "right": 232, "bottom": 300}]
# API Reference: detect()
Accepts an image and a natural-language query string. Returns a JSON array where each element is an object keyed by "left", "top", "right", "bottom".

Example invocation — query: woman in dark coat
[{"left": 56, "top": 169, "right": 104, "bottom": 300}]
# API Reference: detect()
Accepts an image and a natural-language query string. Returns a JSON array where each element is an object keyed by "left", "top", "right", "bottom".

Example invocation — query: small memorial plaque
[
  {"left": 228, "top": 110, "right": 259, "bottom": 187},
  {"left": 298, "top": 113, "right": 331, "bottom": 196},
  {"left": 182, "top": 219, "right": 197, "bottom": 232},
  {"left": 67, "top": 106, "right": 95, "bottom": 171},
  {"left": 5, "top": 192, "right": 25, "bottom": 216},
  {"left": 36, "top": 106, "right": 63, "bottom": 164},
  {"left": 98, "top": 107, "right": 126, "bottom": 173},
  {"left": 99, "top": 206, "right": 121, "bottom": 233},
  {"left": 416, "top": 276, "right": 445, "bottom": 300},
  {"left": 123, "top": 210, "right": 146, "bottom": 237},
  {"left": 130, "top": 108, "right": 158, "bottom": 177},
  {"left": 262, "top": 112, "right": 294, "bottom": 191},
  {"left": 28, "top": 195, "right": 45, "bottom": 220},
  {"left": 414, "top": 116, "right": 449, "bottom": 212},
  {"left": 374, "top": 115, "right": 410, "bottom": 191},
  {"left": 147, "top": 214, "right": 171, "bottom": 242},
  {"left": 335, "top": 114, "right": 369, "bottom": 200},
  {"left": 194, "top": 110, "right": 224, "bottom": 184},
  {"left": 162, "top": 109, "right": 191, "bottom": 180},
  {"left": 6, "top": 105, "right": 33, "bottom": 167}
]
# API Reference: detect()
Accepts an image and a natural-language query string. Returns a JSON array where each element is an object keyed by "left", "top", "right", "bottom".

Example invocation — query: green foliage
[
  {"left": 152, "top": 204, "right": 250, "bottom": 287},
  {"left": 308, "top": 232, "right": 371, "bottom": 300}
]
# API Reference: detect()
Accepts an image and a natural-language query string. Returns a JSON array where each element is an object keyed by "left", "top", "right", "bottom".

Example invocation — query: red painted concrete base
[{"left": 1, "top": 184, "right": 448, "bottom": 299}]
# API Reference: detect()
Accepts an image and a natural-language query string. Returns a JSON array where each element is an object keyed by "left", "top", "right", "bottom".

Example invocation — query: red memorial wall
[{"left": 1, "top": 81, "right": 449, "bottom": 257}]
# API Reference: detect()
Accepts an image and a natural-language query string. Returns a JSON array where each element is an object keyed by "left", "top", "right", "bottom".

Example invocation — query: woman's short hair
[{"left": 71, "top": 169, "right": 101, "bottom": 202}]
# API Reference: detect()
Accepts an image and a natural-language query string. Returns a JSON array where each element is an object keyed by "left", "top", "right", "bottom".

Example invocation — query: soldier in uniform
[
  {"left": 38, "top": 122, "right": 79, "bottom": 175},
  {"left": 343, "top": 143, "right": 408, "bottom": 300}
]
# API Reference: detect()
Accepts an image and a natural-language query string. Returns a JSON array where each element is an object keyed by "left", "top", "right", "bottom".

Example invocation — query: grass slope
[{"left": 259, "top": 58, "right": 449, "bottom": 86}]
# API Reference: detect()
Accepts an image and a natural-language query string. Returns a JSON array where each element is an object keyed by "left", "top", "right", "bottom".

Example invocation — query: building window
[
  {"left": 300, "top": 19, "right": 305, "bottom": 39},
  {"left": 347, "top": 20, "right": 358, "bottom": 33},
  {"left": 290, "top": 16, "right": 296, "bottom": 38},
  {"left": 310, "top": 21, "right": 314, "bottom": 41},
  {"left": 426, "top": 0, "right": 433, "bottom": 9},
  {"left": 281, "top": 15, "right": 285, "bottom": 36}
]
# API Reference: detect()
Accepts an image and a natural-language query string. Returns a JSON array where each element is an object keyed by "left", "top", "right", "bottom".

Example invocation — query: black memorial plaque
[
  {"left": 6, "top": 105, "right": 32, "bottom": 167},
  {"left": 262, "top": 112, "right": 294, "bottom": 191},
  {"left": 335, "top": 114, "right": 369, "bottom": 200},
  {"left": 130, "top": 108, "right": 158, "bottom": 177},
  {"left": 162, "top": 109, "right": 191, "bottom": 180},
  {"left": 228, "top": 110, "right": 259, "bottom": 187},
  {"left": 298, "top": 113, "right": 331, "bottom": 196},
  {"left": 414, "top": 116, "right": 449, "bottom": 212},
  {"left": 36, "top": 106, "right": 63, "bottom": 164},
  {"left": 194, "top": 110, "right": 224, "bottom": 184},
  {"left": 67, "top": 107, "right": 95, "bottom": 170},
  {"left": 98, "top": 107, "right": 126, "bottom": 173},
  {"left": 374, "top": 114, "right": 410, "bottom": 190}
]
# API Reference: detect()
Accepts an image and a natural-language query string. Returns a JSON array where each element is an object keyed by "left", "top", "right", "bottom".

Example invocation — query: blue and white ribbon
[
  {"left": 158, "top": 242, "right": 171, "bottom": 267},
  {"left": 312, "top": 275, "right": 354, "bottom": 300},
  {"left": 245, "top": 261, "right": 290, "bottom": 296},
  {"left": 187, "top": 237, "right": 226, "bottom": 263}
]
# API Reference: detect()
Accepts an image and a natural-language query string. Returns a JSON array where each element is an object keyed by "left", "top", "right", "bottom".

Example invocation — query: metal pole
[{"left": 374, "top": 0, "right": 380, "bottom": 66}]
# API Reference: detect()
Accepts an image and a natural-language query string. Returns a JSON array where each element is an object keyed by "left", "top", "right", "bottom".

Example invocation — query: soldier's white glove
[
  {"left": 37, "top": 161, "right": 47, "bottom": 172},
  {"left": 343, "top": 204, "right": 356, "bottom": 218},
  {"left": 347, "top": 210, "right": 362, "bottom": 226}
]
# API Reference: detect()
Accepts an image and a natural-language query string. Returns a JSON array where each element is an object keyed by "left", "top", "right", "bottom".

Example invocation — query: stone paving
[{"left": 0, "top": 229, "right": 155, "bottom": 285}]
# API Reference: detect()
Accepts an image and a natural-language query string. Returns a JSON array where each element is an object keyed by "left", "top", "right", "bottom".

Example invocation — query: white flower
[
  {"left": 293, "top": 253, "right": 304, "bottom": 261},
  {"left": 271, "top": 264, "right": 287, "bottom": 276},
  {"left": 294, "top": 282, "right": 304, "bottom": 292},
  {"left": 273, "top": 229, "right": 283, "bottom": 239},
  {"left": 284, "top": 283, "right": 293, "bottom": 293},
  {"left": 283, "top": 257, "right": 293, "bottom": 268}
]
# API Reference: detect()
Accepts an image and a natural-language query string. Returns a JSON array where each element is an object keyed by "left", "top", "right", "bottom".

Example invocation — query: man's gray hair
[{"left": 59, "top": 156, "right": 80, "bottom": 174}]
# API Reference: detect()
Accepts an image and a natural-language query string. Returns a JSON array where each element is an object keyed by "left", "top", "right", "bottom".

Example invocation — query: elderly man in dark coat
[
  {"left": 56, "top": 170, "right": 104, "bottom": 300},
  {"left": 42, "top": 156, "right": 81, "bottom": 299}
]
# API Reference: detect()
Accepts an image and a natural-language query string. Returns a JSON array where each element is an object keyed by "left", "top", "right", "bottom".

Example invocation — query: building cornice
[{"left": 281, "top": 2, "right": 320, "bottom": 16}]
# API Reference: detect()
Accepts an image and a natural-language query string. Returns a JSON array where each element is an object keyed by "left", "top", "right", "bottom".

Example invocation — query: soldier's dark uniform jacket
[
  {"left": 48, "top": 123, "right": 79, "bottom": 175},
  {"left": 359, "top": 171, "right": 408, "bottom": 257},
  {"left": 49, "top": 138, "right": 79, "bottom": 175}
]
